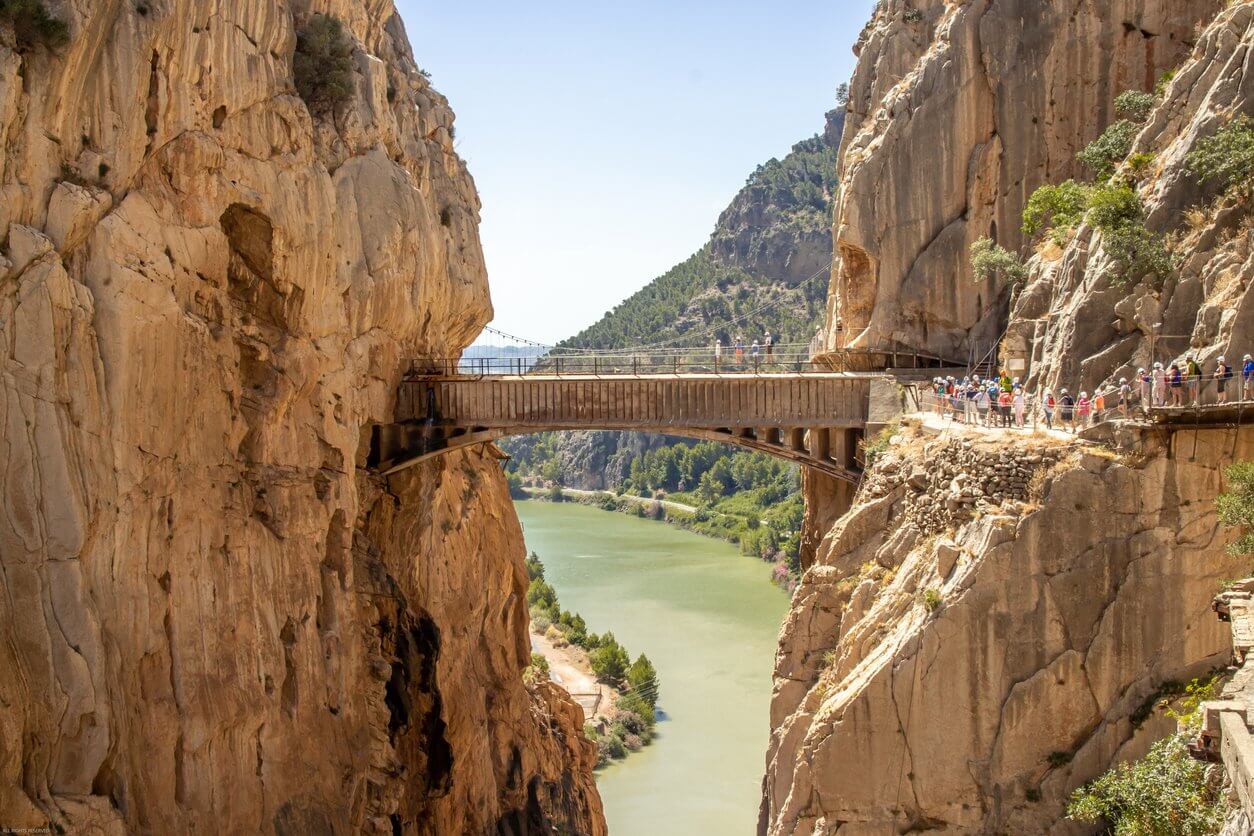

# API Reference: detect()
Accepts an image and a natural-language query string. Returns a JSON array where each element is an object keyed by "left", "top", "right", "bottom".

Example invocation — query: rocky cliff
[
  {"left": 766, "top": 1, "right": 1254, "bottom": 832},
  {"left": 824, "top": 0, "right": 1221, "bottom": 361},
  {"left": 0, "top": 2, "right": 602, "bottom": 833},
  {"left": 765, "top": 424, "right": 1251, "bottom": 833}
]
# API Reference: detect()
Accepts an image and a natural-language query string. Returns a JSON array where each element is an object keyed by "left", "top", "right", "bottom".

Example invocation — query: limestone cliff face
[
  {"left": 1011, "top": 2, "right": 1254, "bottom": 393},
  {"left": 825, "top": 0, "right": 1219, "bottom": 360},
  {"left": 765, "top": 426, "right": 1251, "bottom": 833},
  {"left": 0, "top": 3, "right": 602, "bottom": 833}
]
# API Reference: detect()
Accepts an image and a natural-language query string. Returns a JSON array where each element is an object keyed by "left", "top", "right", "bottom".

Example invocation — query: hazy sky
[{"left": 394, "top": 0, "right": 876, "bottom": 345}]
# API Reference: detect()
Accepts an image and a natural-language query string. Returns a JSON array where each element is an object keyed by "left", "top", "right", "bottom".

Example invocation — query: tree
[
  {"left": 1218, "top": 461, "right": 1254, "bottom": 556},
  {"left": 1187, "top": 115, "right": 1254, "bottom": 198},
  {"left": 835, "top": 82, "right": 850, "bottom": 107},
  {"left": 589, "top": 639, "right": 630, "bottom": 684},
  {"left": 969, "top": 237, "right": 1027, "bottom": 285},
  {"left": 626, "top": 654, "right": 660, "bottom": 708},
  {"left": 1114, "top": 90, "right": 1156, "bottom": 123},
  {"left": 1022, "top": 180, "right": 1090, "bottom": 240},
  {"left": 294, "top": 14, "right": 355, "bottom": 114}
]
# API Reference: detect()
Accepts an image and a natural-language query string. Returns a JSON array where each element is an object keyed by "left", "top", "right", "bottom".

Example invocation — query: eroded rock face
[
  {"left": 0, "top": 3, "right": 602, "bottom": 833},
  {"left": 1014, "top": 3, "right": 1254, "bottom": 394},
  {"left": 765, "top": 427, "right": 1251, "bottom": 834},
  {"left": 824, "top": 0, "right": 1220, "bottom": 360}
]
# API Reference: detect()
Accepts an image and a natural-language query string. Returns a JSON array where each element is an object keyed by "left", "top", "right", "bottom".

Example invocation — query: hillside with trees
[{"left": 502, "top": 105, "right": 847, "bottom": 588}]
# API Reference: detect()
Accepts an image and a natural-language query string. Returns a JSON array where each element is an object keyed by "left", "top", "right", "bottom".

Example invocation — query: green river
[{"left": 514, "top": 501, "right": 789, "bottom": 835}]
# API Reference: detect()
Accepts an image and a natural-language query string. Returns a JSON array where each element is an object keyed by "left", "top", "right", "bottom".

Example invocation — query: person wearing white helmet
[
  {"left": 1059, "top": 388, "right": 1076, "bottom": 432},
  {"left": 1243, "top": 354, "right": 1254, "bottom": 401},
  {"left": 1138, "top": 367, "right": 1152, "bottom": 415},
  {"left": 1152, "top": 362, "right": 1166, "bottom": 407},
  {"left": 1186, "top": 356, "right": 1201, "bottom": 405},
  {"left": 1118, "top": 377, "right": 1132, "bottom": 418},
  {"left": 1215, "top": 355, "right": 1233, "bottom": 404}
]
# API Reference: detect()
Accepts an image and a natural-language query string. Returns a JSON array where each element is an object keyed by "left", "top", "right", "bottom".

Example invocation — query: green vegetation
[
  {"left": 1115, "top": 90, "right": 1157, "bottom": 123},
  {"left": 969, "top": 237, "right": 1027, "bottom": 284},
  {"left": 1187, "top": 115, "right": 1254, "bottom": 198},
  {"left": 1218, "top": 461, "right": 1254, "bottom": 556},
  {"left": 1, "top": 0, "right": 69, "bottom": 50},
  {"left": 920, "top": 587, "right": 942, "bottom": 613},
  {"left": 294, "top": 14, "right": 355, "bottom": 114},
  {"left": 1077, "top": 120, "right": 1140, "bottom": 181},
  {"left": 1021, "top": 179, "right": 1091, "bottom": 241},
  {"left": 1066, "top": 735, "right": 1225, "bottom": 835},
  {"left": 525, "top": 554, "right": 661, "bottom": 767}
]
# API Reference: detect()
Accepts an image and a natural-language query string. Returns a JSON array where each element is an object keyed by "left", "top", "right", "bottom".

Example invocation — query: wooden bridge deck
[{"left": 371, "top": 372, "right": 885, "bottom": 483}]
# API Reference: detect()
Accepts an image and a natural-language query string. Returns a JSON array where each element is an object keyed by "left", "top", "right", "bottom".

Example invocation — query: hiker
[
  {"left": 1186, "top": 356, "right": 1202, "bottom": 405},
  {"left": 1119, "top": 378, "right": 1132, "bottom": 418},
  {"left": 1244, "top": 354, "right": 1254, "bottom": 401},
  {"left": 1043, "top": 390, "right": 1056, "bottom": 429},
  {"left": 1216, "top": 355, "right": 1233, "bottom": 403},
  {"left": 1077, "top": 391, "right": 1092, "bottom": 428},
  {"left": 714, "top": 339, "right": 722, "bottom": 365},
  {"left": 997, "top": 388, "right": 1013, "bottom": 427},
  {"left": 1169, "top": 363, "right": 1184, "bottom": 407},
  {"left": 735, "top": 335, "right": 745, "bottom": 361},
  {"left": 1059, "top": 388, "right": 1076, "bottom": 432},
  {"left": 1138, "top": 368, "right": 1152, "bottom": 414},
  {"left": 1093, "top": 390, "right": 1106, "bottom": 422},
  {"left": 764, "top": 331, "right": 774, "bottom": 359},
  {"left": 963, "top": 380, "right": 977, "bottom": 424},
  {"left": 977, "top": 385, "right": 991, "bottom": 425},
  {"left": 1152, "top": 362, "right": 1167, "bottom": 407},
  {"left": 999, "top": 369, "right": 1012, "bottom": 392},
  {"left": 750, "top": 340, "right": 761, "bottom": 365},
  {"left": 1013, "top": 387, "right": 1026, "bottom": 427},
  {"left": 933, "top": 378, "right": 946, "bottom": 414}
]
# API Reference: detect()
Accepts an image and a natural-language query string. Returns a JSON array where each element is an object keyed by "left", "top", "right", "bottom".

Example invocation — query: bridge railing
[{"left": 411, "top": 344, "right": 968, "bottom": 378}]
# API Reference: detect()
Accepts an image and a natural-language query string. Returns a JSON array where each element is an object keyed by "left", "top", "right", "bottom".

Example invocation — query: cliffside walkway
[{"left": 366, "top": 350, "right": 948, "bottom": 483}]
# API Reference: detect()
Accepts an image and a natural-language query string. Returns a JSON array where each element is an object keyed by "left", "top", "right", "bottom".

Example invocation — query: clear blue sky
[{"left": 394, "top": 0, "right": 876, "bottom": 346}]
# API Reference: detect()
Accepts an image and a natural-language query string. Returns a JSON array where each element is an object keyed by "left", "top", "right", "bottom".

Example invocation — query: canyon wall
[
  {"left": 768, "top": 1, "right": 1254, "bottom": 832},
  {"left": 824, "top": 0, "right": 1221, "bottom": 360},
  {"left": 0, "top": 2, "right": 602, "bottom": 833}
]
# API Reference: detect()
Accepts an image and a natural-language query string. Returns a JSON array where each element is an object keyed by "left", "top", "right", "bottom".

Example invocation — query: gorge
[{"left": 4, "top": 1, "right": 1254, "bottom": 835}]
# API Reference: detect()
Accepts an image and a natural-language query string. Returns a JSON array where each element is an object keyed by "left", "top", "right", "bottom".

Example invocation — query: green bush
[
  {"left": 590, "top": 638, "right": 631, "bottom": 684},
  {"left": 920, "top": 588, "right": 942, "bottom": 613},
  {"left": 1077, "top": 120, "right": 1139, "bottom": 181},
  {"left": 1084, "top": 183, "right": 1175, "bottom": 286},
  {"left": 1218, "top": 461, "right": 1254, "bottom": 555},
  {"left": 969, "top": 237, "right": 1027, "bottom": 284},
  {"left": 294, "top": 14, "right": 355, "bottom": 114},
  {"left": 547, "top": 483, "right": 564, "bottom": 502},
  {"left": 626, "top": 653, "right": 659, "bottom": 707},
  {"left": 1086, "top": 183, "right": 1142, "bottom": 231},
  {"left": 523, "top": 652, "right": 550, "bottom": 686},
  {"left": 1187, "top": 115, "right": 1254, "bottom": 198},
  {"left": 506, "top": 471, "right": 526, "bottom": 499},
  {"left": 1066, "top": 735, "right": 1225, "bottom": 835},
  {"left": 0, "top": 0, "right": 69, "bottom": 50},
  {"left": 1115, "top": 90, "right": 1156, "bottom": 123},
  {"left": 1022, "top": 180, "right": 1090, "bottom": 240}
]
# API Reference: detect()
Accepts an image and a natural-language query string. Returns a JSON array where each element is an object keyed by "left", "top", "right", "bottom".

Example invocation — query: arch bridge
[{"left": 366, "top": 352, "right": 920, "bottom": 483}]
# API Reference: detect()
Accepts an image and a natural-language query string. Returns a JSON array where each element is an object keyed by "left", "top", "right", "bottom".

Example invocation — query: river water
[{"left": 514, "top": 501, "right": 789, "bottom": 835}]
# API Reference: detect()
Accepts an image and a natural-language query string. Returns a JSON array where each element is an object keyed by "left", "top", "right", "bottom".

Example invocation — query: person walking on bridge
[
  {"left": 1243, "top": 354, "right": 1254, "bottom": 401},
  {"left": 735, "top": 335, "right": 744, "bottom": 364},
  {"left": 764, "top": 331, "right": 774, "bottom": 360},
  {"left": 1119, "top": 378, "right": 1132, "bottom": 418},
  {"left": 1043, "top": 390, "right": 1056, "bottom": 429},
  {"left": 1093, "top": 390, "right": 1106, "bottom": 423},
  {"left": 1216, "top": 355, "right": 1233, "bottom": 404},
  {"left": 1152, "top": 362, "right": 1166, "bottom": 407},
  {"left": 1186, "top": 356, "right": 1202, "bottom": 405},
  {"left": 1169, "top": 363, "right": 1184, "bottom": 407},
  {"left": 714, "top": 338, "right": 722, "bottom": 365},
  {"left": 1138, "top": 368, "right": 1151, "bottom": 415}
]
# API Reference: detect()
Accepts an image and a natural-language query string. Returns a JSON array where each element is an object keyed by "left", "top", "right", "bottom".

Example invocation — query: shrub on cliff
[
  {"left": 1066, "top": 734, "right": 1225, "bottom": 835},
  {"left": 1022, "top": 180, "right": 1090, "bottom": 241},
  {"left": 969, "top": 237, "right": 1027, "bottom": 285},
  {"left": 1078, "top": 119, "right": 1139, "bottom": 181},
  {"left": 1187, "top": 115, "right": 1254, "bottom": 199},
  {"left": 1218, "top": 461, "right": 1254, "bottom": 556},
  {"left": 294, "top": 14, "right": 354, "bottom": 114},
  {"left": 1087, "top": 184, "right": 1175, "bottom": 287},
  {"left": 1115, "top": 90, "right": 1156, "bottom": 123},
  {"left": 1, "top": 0, "right": 69, "bottom": 50}
]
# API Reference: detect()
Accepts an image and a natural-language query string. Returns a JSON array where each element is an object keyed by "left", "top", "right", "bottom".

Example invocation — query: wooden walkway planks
[{"left": 396, "top": 373, "right": 872, "bottom": 430}]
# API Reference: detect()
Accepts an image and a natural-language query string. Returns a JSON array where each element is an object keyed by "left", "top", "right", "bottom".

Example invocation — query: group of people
[
  {"left": 930, "top": 353, "right": 1254, "bottom": 433},
  {"left": 713, "top": 331, "right": 775, "bottom": 364}
]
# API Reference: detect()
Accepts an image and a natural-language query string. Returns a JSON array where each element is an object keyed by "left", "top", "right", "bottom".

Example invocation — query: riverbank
[
  {"left": 518, "top": 485, "right": 800, "bottom": 591},
  {"left": 531, "top": 627, "right": 616, "bottom": 722},
  {"left": 515, "top": 502, "right": 789, "bottom": 834}
]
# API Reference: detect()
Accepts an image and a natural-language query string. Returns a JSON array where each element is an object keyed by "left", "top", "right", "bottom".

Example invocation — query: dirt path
[
  {"left": 523, "top": 486, "right": 699, "bottom": 514},
  {"left": 531, "top": 629, "right": 616, "bottom": 722}
]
